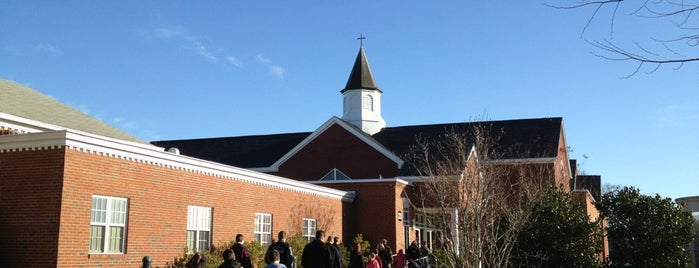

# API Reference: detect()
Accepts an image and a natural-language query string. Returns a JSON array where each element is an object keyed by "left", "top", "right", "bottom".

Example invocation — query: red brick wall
[
  {"left": 2, "top": 146, "right": 344, "bottom": 267},
  {"left": 320, "top": 180, "right": 406, "bottom": 250},
  {"left": 275, "top": 124, "right": 399, "bottom": 180},
  {"left": 0, "top": 148, "right": 65, "bottom": 267}
]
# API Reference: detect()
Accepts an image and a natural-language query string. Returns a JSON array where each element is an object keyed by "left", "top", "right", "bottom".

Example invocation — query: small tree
[
  {"left": 596, "top": 186, "right": 695, "bottom": 267},
  {"left": 351, "top": 233, "right": 372, "bottom": 259},
  {"left": 510, "top": 187, "right": 603, "bottom": 268}
]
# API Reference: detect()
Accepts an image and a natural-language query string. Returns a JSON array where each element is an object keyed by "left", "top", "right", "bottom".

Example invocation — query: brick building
[
  {"left": 0, "top": 46, "right": 601, "bottom": 267},
  {"left": 0, "top": 79, "right": 350, "bottom": 267},
  {"left": 153, "top": 47, "right": 595, "bottom": 254}
]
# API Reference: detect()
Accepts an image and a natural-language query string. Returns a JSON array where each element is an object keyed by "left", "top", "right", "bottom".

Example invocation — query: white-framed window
[
  {"left": 254, "top": 213, "right": 272, "bottom": 246},
  {"left": 303, "top": 218, "right": 317, "bottom": 242},
  {"left": 187, "top": 206, "right": 212, "bottom": 252},
  {"left": 89, "top": 195, "right": 128, "bottom": 254}
]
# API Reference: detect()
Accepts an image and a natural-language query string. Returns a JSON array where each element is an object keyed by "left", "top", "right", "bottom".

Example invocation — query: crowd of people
[{"left": 185, "top": 231, "right": 433, "bottom": 268}]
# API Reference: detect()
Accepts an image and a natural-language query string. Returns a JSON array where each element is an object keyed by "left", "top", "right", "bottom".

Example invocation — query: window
[
  {"left": 403, "top": 210, "right": 410, "bottom": 227},
  {"left": 254, "top": 213, "right": 272, "bottom": 246},
  {"left": 363, "top": 95, "right": 374, "bottom": 111},
  {"left": 89, "top": 196, "right": 128, "bottom": 253},
  {"left": 319, "top": 168, "right": 352, "bottom": 181},
  {"left": 303, "top": 218, "right": 317, "bottom": 242},
  {"left": 187, "top": 206, "right": 212, "bottom": 252}
]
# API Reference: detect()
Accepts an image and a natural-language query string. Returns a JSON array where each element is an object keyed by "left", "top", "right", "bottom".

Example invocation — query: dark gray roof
[
  {"left": 150, "top": 118, "right": 563, "bottom": 170},
  {"left": 341, "top": 47, "right": 380, "bottom": 93},
  {"left": 572, "top": 175, "right": 602, "bottom": 202},
  {"left": 152, "top": 132, "right": 311, "bottom": 168},
  {"left": 0, "top": 79, "right": 145, "bottom": 143},
  {"left": 374, "top": 117, "right": 563, "bottom": 160}
]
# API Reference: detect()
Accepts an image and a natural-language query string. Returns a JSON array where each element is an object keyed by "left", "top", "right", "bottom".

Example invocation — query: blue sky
[{"left": 1, "top": 1, "right": 697, "bottom": 200}]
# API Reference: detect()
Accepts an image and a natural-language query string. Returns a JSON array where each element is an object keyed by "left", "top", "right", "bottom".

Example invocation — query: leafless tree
[
  {"left": 407, "top": 123, "right": 556, "bottom": 267},
  {"left": 552, "top": 0, "right": 699, "bottom": 76}
]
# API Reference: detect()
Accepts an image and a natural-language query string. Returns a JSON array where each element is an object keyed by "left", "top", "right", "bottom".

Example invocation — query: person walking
[
  {"left": 406, "top": 241, "right": 420, "bottom": 261},
  {"left": 301, "top": 230, "right": 335, "bottom": 268},
  {"left": 366, "top": 253, "right": 381, "bottom": 268},
  {"left": 267, "top": 231, "right": 295, "bottom": 268},
  {"left": 377, "top": 240, "right": 392, "bottom": 268},
  {"left": 330, "top": 236, "right": 343, "bottom": 268},
  {"left": 349, "top": 242, "right": 365, "bottom": 268},
  {"left": 218, "top": 249, "right": 242, "bottom": 268},
  {"left": 186, "top": 253, "right": 206, "bottom": 268},
  {"left": 231, "top": 234, "right": 253, "bottom": 268},
  {"left": 264, "top": 249, "right": 287, "bottom": 268},
  {"left": 393, "top": 249, "right": 407, "bottom": 268}
]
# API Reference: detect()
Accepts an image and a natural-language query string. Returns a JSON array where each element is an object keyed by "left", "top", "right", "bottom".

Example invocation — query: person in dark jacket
[
  {"left": 406, "top": 241, "right": 420, "bottom": 261},
  {"left": 377, "top": 239, "right": 393, "bottom": 268},
  {"left": 301, "top": 230, "right": 335, "bottom": 268},
  {"left": 348, "top": 243, "right": 365, "bottom": 268},
  {"left": 267, "top": 231, "right": 295, "bottom": 268},
  {"left": 330, "top": 236, "right": 342, "bottom": 268},
  {"left": 218, "top": 249, "right": 242, "bottom": 268},
  {"left": 231, "top": 234, "right": 253, "bottom": 268}
]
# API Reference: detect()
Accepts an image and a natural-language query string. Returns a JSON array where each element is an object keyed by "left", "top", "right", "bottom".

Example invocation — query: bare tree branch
[{"left": 555, "top": 0, "right": 699, "bottom": 75}]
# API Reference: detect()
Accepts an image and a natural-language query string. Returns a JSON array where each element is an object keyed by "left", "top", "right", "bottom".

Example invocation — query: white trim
[
  {"left": 0, "top": 111, "right": 68, "bottom": 133},
  {"left": 311, "top": 178, "right": 410, "bottom": 185},
  {"left": 0, "top": 129, "right": 355, "bottom": 202},
  {"left": 0, "top": 111, "right": 145, "bottom": 144},
  {"left": 264, "top": 116, "right": 404, "bottom": 172},
  {"left": 559, "top": 120, "right": 573, "bottom": 181},
  {"left": 572, "top": 189, "right": 596, "bottom": 203}
]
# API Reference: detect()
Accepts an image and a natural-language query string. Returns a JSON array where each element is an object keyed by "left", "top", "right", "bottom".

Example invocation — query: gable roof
[
  {"left": 0, "top": 79, "right": 145, "bottom": 143},
  {"left": 262, "top": 116, "right": 403, "bottom": 172},
  {"left": 151, "top": 117, "right": 564, "bottom": 172}
]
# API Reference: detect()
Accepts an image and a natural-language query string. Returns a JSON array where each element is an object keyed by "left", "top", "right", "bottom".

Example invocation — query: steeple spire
[{"left": 341, "top": 46, "right": 380, "bottom": 93}]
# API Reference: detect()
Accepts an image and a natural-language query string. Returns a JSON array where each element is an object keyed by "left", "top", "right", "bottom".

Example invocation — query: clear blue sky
[{"left": 1, "top": 1, "right": 697, "bottom": 200}]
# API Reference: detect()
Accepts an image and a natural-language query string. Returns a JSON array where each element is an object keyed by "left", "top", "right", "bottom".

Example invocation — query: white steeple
[{"left": 340, "top": 46, "right": 386, "bottom": 135}]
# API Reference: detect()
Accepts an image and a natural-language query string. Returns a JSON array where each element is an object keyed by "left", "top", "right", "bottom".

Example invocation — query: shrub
[{"left": 165, "top": 242, "right": 232, "bottom": 268}]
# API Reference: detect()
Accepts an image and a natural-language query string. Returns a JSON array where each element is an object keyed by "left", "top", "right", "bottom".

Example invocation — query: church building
[
  {"left": 153, "top": 46, "right": 584, "bottom": 253},
  {"left": 0, "top": 45, "right": 599, "bottom": 267}
]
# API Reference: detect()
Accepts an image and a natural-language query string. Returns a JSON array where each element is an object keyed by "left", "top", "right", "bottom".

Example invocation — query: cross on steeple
[{"left": 357, "top": 34, "right": 366, "bottom": 47}]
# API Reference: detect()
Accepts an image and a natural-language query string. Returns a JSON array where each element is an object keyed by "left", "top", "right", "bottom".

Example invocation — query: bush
[
  {"left": 287, "top": 232, "right": 309, "bottom": 267},
  {"left": 244, "top": 240, "right": 267, "bottom": 268},
  {"left": 165, "top": 241, "right": 233, "bottom": 268},
  {"left": 431, "top": 249, "right": 462, "bottom": 268},
  {"left": 164, "top": 239, "right": 269, "bottom": 268}
]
